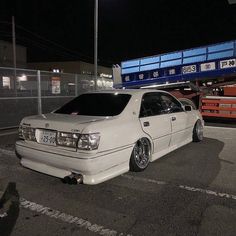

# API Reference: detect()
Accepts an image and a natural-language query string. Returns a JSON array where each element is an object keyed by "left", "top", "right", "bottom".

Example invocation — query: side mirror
[{"left": 184, "top": 105, "right": 192, "bottom": 111}]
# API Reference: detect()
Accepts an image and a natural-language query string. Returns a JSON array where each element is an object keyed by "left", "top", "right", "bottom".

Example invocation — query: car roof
[{"left": 84, "top": 89, "right": 169, "bottom": 96}]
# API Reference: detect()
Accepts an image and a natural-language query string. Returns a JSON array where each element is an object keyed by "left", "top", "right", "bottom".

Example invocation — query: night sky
[{"left": 1, "top": 0, "right": 236, "bottom": 66}]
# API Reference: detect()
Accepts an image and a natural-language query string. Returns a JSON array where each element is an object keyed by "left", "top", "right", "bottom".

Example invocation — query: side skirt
[{"left": 150, "top": 137, "right": 192, "bottom": 162}]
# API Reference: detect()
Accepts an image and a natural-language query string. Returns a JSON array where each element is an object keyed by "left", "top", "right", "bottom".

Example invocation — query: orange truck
[{"left": 201, "top": 84, "right": 236, "bottom": 119}]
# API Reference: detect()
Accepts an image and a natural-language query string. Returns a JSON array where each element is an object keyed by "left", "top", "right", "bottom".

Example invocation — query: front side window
[
  {"left": 55, "top": 93, "right": 131, "bottom": 116},
  {"left": 159, "top": 93, "right": 183, "bottom": 114},
  {"left": 139, "top": 92, "right": 183, "bottom": 117}
]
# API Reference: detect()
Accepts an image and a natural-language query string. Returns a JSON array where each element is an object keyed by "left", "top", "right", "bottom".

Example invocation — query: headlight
[
  {"left": 19, "top": 125, "right": 36, "bottom": 141},
  {"left": 77, "top": 133, "right": 100, "bottom": 150},
  {"left": 57, "top": 132, "right": 79, "bottom": 148}
]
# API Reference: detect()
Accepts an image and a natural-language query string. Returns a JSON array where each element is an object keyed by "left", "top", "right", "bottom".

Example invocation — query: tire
[
  {"left": 130, "top": 138, "right": 151, "bottom": 172},
  {"left": 193, "top": 119, "right": 203, "bottom": 142},
  {"left": 179, "top": 98, "right": 197, "bottom": 110}
]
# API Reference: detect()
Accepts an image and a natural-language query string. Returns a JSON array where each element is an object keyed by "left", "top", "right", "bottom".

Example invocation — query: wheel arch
[
  {"left": 129, "top": 136, "right": 153, "bottom": 172},
  {"left": 192, "top": 118, "right": 204, "bottom": 142},
  {"left": 132, "top": 134, "right": 153, "bottom": 155}
]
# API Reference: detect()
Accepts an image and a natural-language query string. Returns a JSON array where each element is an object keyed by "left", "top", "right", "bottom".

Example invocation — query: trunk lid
[{"left": 22, "top": 113, "right": 108, "bottom": 133}]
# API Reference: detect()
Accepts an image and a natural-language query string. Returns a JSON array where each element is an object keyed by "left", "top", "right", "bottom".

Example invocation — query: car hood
[{"left": 21, "top": 113, "right": 110, "bottom": 133}]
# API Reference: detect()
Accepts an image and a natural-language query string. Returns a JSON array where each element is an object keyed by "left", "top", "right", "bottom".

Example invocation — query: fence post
[
  {"left": 75, "top": 74, "right": 78, "bottom": 97},
  {"left": 37, "top": 70, "right": 42, "bottom": 115}
]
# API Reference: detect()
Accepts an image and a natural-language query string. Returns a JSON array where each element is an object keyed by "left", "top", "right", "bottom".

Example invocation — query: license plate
[{"left": 37, "top": 130, "right": 56, "bottom": 146}]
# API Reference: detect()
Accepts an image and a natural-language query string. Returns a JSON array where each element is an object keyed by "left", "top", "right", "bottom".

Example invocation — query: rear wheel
[
  {"left": 130, "top": 138, "right": 151, "bottom": 172},
  {"left": 193, "top": 119, "right": 203, "bottom": 142}
]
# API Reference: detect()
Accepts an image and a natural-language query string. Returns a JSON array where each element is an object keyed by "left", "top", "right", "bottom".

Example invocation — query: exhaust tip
[
  {"left": 72, "top": 174, "right": 83, "bottom": 184},
  {"left": 70, "top": 178, "right": 78, "bottom": 185},
  {"left": 62, "top": 173, "right": 83, "bottom": 185},
  {"left": 62, "top": 176, "right": 71, "bottom": 184}
]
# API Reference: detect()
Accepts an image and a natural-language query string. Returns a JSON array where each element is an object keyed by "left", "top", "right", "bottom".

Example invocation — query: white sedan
[{"left": 15, "top": 89, "right": 204, "bottom": 185}]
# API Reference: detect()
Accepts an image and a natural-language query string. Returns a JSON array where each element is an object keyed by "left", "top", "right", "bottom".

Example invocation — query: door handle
[
  {"left": 171, "top": 116, "right": 176, "bottom": 121},
  {"left": 143, "top": 121, "right": 150, "bottom": 127}
]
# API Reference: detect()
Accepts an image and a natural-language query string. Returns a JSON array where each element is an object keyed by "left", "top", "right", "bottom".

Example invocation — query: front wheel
[
  {"left": 193, "top": 120, "right": 203, "bottom": 142},
  {"left": 130, "top": 138, "right": 151, "bottom": 172}
]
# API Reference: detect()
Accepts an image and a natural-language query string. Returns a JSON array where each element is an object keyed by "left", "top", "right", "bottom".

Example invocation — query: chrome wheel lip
[
  {"left": 196, "top": 121, "right": 203, "bottom": 140},
  {"left": 134, "top": 139, "right": 151, "bottom": 169}
]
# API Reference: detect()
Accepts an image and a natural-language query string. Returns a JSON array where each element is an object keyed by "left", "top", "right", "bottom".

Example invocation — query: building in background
[
  {"left": 0, "top": 40, "right": 113, "bottom": 91},
  {"left": 28, "top": 61, "right": 113, "bottom": 90},
  {"left": 0, "top": 40, "right": 27, "bottom": 68},
  {"left": 0, "top": 40, "right": 112, "bottom": 78},
  {"left": 27, "top": 61, "right": 112, "bottom": 79}
]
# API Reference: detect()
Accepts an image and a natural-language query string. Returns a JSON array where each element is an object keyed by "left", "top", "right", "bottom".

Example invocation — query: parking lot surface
[{"left": 0, "top": 126, "right": 236, "bottom": 236}]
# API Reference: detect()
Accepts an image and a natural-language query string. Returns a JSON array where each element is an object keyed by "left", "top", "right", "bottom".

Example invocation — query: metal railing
[{"left": 0, "top": 67, "right": 113, "bottom": 129}]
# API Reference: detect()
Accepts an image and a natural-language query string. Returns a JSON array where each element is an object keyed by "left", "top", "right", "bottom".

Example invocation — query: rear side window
[
  {"left": 54, "top": 93, "right": 131, "bottom": 116},
  {"left": 140, "top": 92, "right": 183, "bottom": 117},
  {"left": 140, "top": 93, "right": 163, "bottom": 117}
]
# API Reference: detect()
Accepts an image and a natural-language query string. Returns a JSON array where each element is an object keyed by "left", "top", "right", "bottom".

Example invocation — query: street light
[
  {"left": 94, "top": 0, "right": 98, "bottom": 90},
  {"left": 228, "top": 0, "right": 236, "bottom": 4}
]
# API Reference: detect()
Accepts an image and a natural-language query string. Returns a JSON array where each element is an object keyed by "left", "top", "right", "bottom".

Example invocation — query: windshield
[{"left": 54, "top": 93, "right": 131, "bottom": 116}]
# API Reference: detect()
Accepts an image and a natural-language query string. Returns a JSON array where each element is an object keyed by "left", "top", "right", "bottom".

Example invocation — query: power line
[
  {"left": 0, "top": 20, "right": 92, "bottom": 61},
  {"left": 15, "top": 24, "right": 93, "bottom": 61},
  {"left": 0, "top": 20, "right": 114, "bottom": 66},
  {"left": 0, "top": 30, "right": 80, "bottom": 59}
]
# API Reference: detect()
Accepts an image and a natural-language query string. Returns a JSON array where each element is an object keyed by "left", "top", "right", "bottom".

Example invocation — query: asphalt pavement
[{"left": 0, "top": 125, "right": 236, "bottom": 236}]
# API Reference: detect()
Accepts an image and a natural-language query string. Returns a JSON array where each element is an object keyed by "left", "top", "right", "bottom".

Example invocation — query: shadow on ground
[
  {"left": 0, "top": 136, "right": 228, "bottom": 236},
  {"left": 204, "top": 117, "right": 236, "bottom": 128},
  {"left": 141, "top": 137, "right": 224, "bottom": 187},
  {"left": 0, "top": 182, "right": 20, "bottom": 236}
]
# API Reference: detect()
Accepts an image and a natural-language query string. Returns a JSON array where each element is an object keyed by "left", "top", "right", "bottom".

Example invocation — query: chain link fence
[{"left": 0, "top": 67, "right": 113, "bottom": 129}]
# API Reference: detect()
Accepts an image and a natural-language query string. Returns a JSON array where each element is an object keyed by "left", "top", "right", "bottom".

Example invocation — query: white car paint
[{"left": 15, "top": 89, "right": 203, "bottom": 185}]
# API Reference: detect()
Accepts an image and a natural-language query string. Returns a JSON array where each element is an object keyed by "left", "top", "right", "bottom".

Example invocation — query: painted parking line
[
  {"left": 178, "top": 185, "right": 236, "bottom": 200},
  {"left": 1, "top": 148, "right": 236, "bottom": 202},
  {"left": 20, "top": 198, "right": 131, "bottom": 236},
  {"left": 205, "top": 126, "right": 236, "bottom": 130},
  {"left": 0, "top": 148, "right": 15, "bottom": 156},
  {"left": 121, "top": 174, "right": 167, "bottom": 185},
  {"left": 1, "top": 147, "right": 236, "bottom": 234},
  {"left": 122, "top": 174, "right": 236, "bottom": 201}
]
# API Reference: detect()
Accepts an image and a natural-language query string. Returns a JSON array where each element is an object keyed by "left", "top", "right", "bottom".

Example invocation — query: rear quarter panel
[{"left": 82, "top": 117, "right": 146, "bottom": 153}]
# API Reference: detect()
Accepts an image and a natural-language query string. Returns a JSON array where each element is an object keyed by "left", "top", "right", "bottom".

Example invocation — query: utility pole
[
  {"left": 94, "top": 0, "right": 98, "bottom": 90},
  {"left": 12, "top": 16, "right": 17, "bottom": 93}
]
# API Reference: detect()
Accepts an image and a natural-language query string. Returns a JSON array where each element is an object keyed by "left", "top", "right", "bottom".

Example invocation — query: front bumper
[{"left": 16, "top": 140, "right": 132, "bottom": 185}]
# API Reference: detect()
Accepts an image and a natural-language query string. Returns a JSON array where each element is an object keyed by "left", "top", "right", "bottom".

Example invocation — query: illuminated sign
[
  {"left": 51, "top": 77, "right": 61, "bottom": 94},
  {"left": 118, "top": 40, "right": 236, "bottom": 88},
  {"left": 152, "top": 71, "right": 159, "bottom": 78},
  {"left": 200, "top": 62, "right": 216, "bottom": 71},
  {"left": 124, "top": 75, "right": 130, "bottom": 82},
  {"left": 100, "top": 73, "right": 112, "bottom": 78},
  {"left": 138, "top": 74, "right": 144, "bottom": 80},
  {"left": 182, "top": 65, "right": 197, "bottom": 74},
  {"left": 2, "top": 76, "right": 11, "bottom": 89},
  {"left": 169, "top": 69, "right": 176, "bottom": 75},
  {"left": 220, "top": 59, "right": 236, "bottom": 69}
]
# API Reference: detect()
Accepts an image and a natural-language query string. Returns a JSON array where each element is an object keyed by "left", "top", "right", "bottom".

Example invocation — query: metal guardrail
[{"left": 0, "top": 67, "right": 113, "bottom": 129}]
